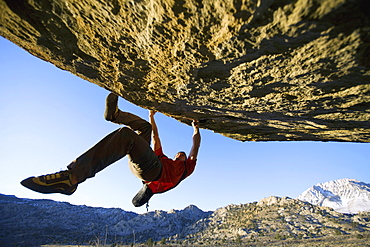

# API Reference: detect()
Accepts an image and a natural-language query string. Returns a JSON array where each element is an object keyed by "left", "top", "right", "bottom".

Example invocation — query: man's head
[{"left": 174, "top": 151, "right": 187, "bottom": 161}]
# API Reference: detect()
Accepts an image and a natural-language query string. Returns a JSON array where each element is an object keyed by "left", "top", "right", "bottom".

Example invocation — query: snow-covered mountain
[{"left": 297, "top": 178, "right": 370, "bottom": 214}]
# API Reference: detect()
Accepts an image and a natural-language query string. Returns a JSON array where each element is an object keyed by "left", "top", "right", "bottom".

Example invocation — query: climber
[{"left": 21, "top": 93, "right": 201, "bottom": 207}]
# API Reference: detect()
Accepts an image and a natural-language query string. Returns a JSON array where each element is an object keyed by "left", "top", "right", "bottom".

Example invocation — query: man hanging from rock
[{"left": 21, "top": 93, "right": 201, "bottom": 207}]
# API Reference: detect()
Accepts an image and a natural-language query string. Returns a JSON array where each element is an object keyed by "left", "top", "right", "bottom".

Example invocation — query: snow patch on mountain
[{"left": 297, "top": 178, "right": 370, "bottom": 214}]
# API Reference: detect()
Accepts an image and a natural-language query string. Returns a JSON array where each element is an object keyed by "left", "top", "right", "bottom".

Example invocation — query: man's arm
[
  {"left": 149, "top": 110, "right": 162, "bottom": 152},
  {"left": 189, "top": 120, "right": 201, "bottom": 161}
]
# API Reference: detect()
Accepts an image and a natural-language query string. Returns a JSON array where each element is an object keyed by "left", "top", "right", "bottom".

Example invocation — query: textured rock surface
[{"left": 1, "top": 0, "right": 369, "bottom": 142}]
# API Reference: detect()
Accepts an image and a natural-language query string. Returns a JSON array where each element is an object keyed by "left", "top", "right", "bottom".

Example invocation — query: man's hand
[
  {"left": 192, "top": 120, "right": 199, "bottom": 133},
  {"left": 149, "top": 110, "right": 156, "bottom": 118}
]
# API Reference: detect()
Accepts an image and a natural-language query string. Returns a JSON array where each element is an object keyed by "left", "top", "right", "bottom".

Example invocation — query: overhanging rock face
[{"left": 1, "top": 0, "right": 369, "bottom": 142}]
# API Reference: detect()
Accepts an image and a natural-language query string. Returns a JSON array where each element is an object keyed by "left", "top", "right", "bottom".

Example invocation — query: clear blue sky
[{"left": 1, "top": 37, "right": 369, "bottom": 214}]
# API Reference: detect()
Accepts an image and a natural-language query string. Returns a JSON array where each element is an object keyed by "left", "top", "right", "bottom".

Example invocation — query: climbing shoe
[
  {"left": 104, "top": 92, "right": 118, "bottom": 121},
  {"left": 21, "top": 170, "right": 77, "bottom": 195},
  {"left": 132, "top": 184, "right": 154, "bottom": 207}
]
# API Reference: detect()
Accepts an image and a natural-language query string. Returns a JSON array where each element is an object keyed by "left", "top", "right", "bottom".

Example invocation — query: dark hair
[{"left": 177, "top": 151, "right": 187, "bottom": 159}]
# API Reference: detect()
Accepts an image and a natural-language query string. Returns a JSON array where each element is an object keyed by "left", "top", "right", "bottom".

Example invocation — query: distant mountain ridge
[
  {"left": 2, "top": 178, "right": 370, "bottom": 246},
  {"left": 0, "top": 193, "right": 211, "bottom": 246},
  {"left": 297, "top": 178, "right": 370, "bottom": 214}
]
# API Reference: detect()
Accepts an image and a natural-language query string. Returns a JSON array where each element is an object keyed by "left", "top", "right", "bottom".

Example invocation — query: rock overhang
[{"left": 1, "top": 0, "right": 369, "bottom": 142}]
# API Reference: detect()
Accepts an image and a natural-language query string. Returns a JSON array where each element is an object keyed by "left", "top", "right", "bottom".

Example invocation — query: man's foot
[
  {"left": 21, "top": 170, "right": 77, "bottom": 195},
  {"left": 132, "top": 184, "right": 153, "bottom": 207},
  {"left": 104, "top": 93, "right": 118, "bottom": 121}
]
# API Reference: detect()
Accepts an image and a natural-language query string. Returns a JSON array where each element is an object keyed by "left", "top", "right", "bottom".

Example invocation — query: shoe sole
[
  {"left": 104, "top": 93, "right": 118, "bottom": 121},
  {"left": 21, "top": 177, "right": 76, "bottom": 195}
]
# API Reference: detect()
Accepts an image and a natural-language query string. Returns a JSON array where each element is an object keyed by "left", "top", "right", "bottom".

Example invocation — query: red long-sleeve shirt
[{"left": 145, "top": 147, "right": 196, "bottom": 194}]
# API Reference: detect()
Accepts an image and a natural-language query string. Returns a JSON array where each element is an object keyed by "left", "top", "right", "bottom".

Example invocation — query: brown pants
[{"left": 68, "top": 110, "right": 162, "bottom": 183}]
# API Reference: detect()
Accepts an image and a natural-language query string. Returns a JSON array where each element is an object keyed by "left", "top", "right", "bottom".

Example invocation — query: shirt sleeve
[
  {"left": 154, "top": 147, "right": 165, "bottom": 157},
  {"left": 185, "top": 159, "right": 197, "bottom": 178}
]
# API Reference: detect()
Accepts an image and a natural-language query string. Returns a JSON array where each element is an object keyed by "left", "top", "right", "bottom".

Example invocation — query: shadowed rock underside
[{"left": 1, "top": 0, "right": 369, "bottom": 142}]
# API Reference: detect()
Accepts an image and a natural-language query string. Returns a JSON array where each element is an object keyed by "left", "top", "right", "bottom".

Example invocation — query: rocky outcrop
[
  {"left": 1, "top": 0, "right": 369, "bottom": 142},
  {"left": 2, "top": 193, "right": 370, "bottom": 246},
  {"left": 193, "top": 196, "right": 370, "bottom": 245}
]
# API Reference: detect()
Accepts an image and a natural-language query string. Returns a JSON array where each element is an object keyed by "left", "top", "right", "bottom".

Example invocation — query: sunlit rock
[{"left": 1, "top": 0, "right": 369, "bottom": 141}]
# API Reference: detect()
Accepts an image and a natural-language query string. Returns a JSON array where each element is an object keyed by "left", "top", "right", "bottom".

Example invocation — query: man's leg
[
  {"left": 104, "top": 93, "right": 161, "bottom": 181},
  {"left": 68, "top": 127, "right": 141, "bottom": 183},
  {"left": 104, "top": 93, "right": 151, "bottom": 144},
  {"left": 21, "top": 127, "right": 161, "bottom": 194},
  {"left": 21, "top": 93, "right": 161, "bottom": 195}
]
